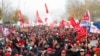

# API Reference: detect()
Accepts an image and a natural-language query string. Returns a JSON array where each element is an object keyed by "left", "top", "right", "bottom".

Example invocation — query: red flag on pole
[
  {"left": 45, "top": 3, "right": 49, "bottom": 13},
  {"left": 82, "top": 10, "right": 91, "bottom": 24},
  {"left": 18, "top": 10, "right": 25, "bottom": 24},
  {"left": 70, "top": 17, "right": 78, "bottom": 27},
  {"left": 64, "top": 21, "right": 70, "bottom": 27},
  {"left": 83, "top": 10, "right": 90, "bottom": 20},
  {"left": 36, "top": 10, "right": 43, "bottom": 23},
  {"left": 61, "top": 20, "right": 70, "bottom": 27},
  {"left": 77, "top": 27, "right": 87, "bottom": 42},
  {"left": 70, "top": 17, "right": 87, "bottom": 42}
]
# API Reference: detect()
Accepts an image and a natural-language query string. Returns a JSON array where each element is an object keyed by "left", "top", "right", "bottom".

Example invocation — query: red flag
[
  {"left": 61, "top": 20, "right": 65, "bottom": 25},
  {"left": 70, "top": 17, "right": 77, "bottom": 27},
  {"left": 62, "top": 20, "right": 70, "bottom": 26},
  {"left": 18, "top": 10, "right": 25, "bottom": 23},
  {"left": 82, "top": 10, "right": 90, "bottom": 23},
  {"left": 77, "top": 27, "right": 87, "bottom": 42},
  {"left": 36, "top": 10, "right": 43, "bottom": 23},
  {"left": 83, "top": 10, "right": 90, "bottom": 20},
  {"left": 70, "top": 17, "right": 80, "bottom": 30},
  {"left": 45, "top": 3, "right": 49, "bottom": 13},
  {"left": 64, "top": 21, "right": 70, "bottom": 26},
  {"left": 70, "top": 17, "right": 87, "bottom": 42}
]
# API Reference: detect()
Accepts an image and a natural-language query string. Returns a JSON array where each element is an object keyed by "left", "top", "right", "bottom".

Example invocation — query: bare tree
[
  {"left": 11, "top": 9, "right": 28, "bottom": 23},
  {"left": 0, "top": 0, "right": 2, "bottom": 20},
  {"left": 68, "top": 0, "right": 100, "bottom": 21},
  {"left": 0, "top": 8, "right": 2, "bottom": 20},
  {"left": 2, "top": 0, "right": 14, "bottom": 24}
]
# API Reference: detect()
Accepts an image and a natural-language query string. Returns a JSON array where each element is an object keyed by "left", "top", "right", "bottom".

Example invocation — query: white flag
[
  {"left": 90, "top": 24, "right": 100, "bottom": 34},
  {"left": 3, "top": 28, "right": 10, "bottom": 36}
]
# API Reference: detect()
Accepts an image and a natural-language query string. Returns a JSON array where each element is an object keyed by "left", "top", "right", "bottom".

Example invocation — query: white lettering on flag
[{"left": 90, "top": 24, "right": 100, "bottom": 34}]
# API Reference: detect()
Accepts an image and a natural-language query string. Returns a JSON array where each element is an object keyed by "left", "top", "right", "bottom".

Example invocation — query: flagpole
[
  {"left": 86, "top": 23, "right": 91, "bottom": 53},
  {"left": 86, "top": 31, "right": 88, "bottom": 53},
  {"left": 85, "top": 23, "right": 90, "bottom": 54},
  {"left": 45, "top": 13, "right": 48, "bottom": 26}
]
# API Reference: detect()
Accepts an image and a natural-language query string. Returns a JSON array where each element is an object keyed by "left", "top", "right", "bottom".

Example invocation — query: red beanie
[
  {"left": 47, "top": 48, "right": 52, "bottom": 52},
  {"left": 5, "top": 52, "right": 11, "bottom": 56},
  {"left": 14, "top": 54, "right": 19, "bottom": 56},
  {"left": 61, "top": 50, "right": 66, "bottom": 54}
]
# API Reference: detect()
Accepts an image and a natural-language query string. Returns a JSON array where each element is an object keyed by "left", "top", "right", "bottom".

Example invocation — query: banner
[{"left": 90, "top": 24, "right": 100, "bottom": 34}]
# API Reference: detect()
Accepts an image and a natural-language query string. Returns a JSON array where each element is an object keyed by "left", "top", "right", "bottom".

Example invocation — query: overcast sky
[
  {"left": 0, "top": 0, "right": 84, "bottom": 23},
  {"left": 6, "top": 0, "right": 66, "bottom": 23}
]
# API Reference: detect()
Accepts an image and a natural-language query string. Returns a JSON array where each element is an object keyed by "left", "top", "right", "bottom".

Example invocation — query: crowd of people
[{"left": 0, "top": 25, "right": 100, "bottom": 56}]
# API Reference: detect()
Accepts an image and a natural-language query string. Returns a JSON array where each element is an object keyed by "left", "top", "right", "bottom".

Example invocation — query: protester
[
  {"left": 61, "top": 50, "right": 66, "bottom": 56},
  {"left": 0, "top": 25, "right": 100, "bottom": 56}
]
